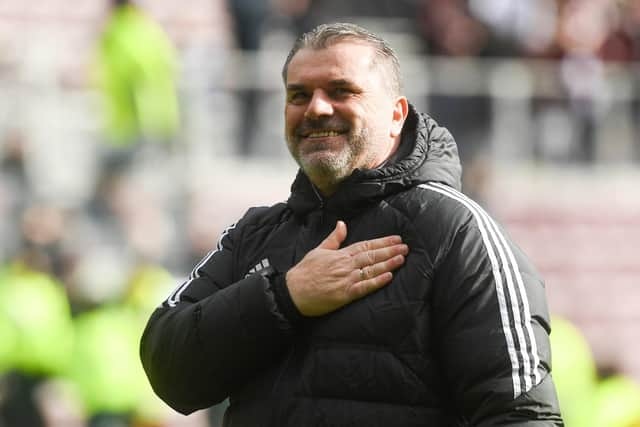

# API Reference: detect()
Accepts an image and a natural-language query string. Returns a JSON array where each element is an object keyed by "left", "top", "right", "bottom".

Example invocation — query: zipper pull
[{"left": 310, "top": 183, "right": 324, "bottom": 209}]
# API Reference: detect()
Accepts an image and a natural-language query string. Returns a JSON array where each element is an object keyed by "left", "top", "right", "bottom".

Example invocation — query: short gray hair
[{"left": 282, "top": 22, "right": 403, "bottom": 96}]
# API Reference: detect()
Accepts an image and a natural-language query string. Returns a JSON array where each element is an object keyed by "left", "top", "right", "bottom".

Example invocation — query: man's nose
[{"left": 305, "top": 90, "right": 334, "bottom": 118}]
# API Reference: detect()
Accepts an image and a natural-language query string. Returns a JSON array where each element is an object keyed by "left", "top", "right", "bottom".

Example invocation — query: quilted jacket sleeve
[
  {"left": 428, "top": 186, "right": 564, "bottom": 426},
  {"left": 140, "top": 208, "right": 295, "bottom": 415}
]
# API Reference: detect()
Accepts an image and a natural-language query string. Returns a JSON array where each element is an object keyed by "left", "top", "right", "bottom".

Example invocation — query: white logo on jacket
[{"left": 245, "top": 258, "right": 273, "bottom": 278}]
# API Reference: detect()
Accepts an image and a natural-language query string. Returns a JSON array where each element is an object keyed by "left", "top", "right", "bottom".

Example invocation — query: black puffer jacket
[{"left": 140, "top": 106, "right": 563, "bottom": 426}]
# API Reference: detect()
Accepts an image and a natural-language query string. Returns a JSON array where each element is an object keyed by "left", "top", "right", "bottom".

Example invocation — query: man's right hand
[{"left": 285, "top": 220, "right": 409, "bottom": 317}]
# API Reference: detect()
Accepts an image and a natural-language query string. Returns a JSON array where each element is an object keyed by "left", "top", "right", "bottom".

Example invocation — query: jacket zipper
[{"left": 310, "top": 183, "right": 329, "bottom": 230}]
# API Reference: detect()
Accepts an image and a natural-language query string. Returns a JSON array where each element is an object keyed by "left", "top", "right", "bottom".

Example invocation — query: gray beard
[{"left": 291, "top": 127, "right": 370, "bottom": 186}]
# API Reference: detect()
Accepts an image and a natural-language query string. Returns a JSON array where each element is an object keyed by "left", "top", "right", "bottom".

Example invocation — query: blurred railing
[
  {"left": 2, "top": 48, "right": 639, "bottom": 164},
  {"left": 177, "top": 49, "right": 640, "bottom": 163}
]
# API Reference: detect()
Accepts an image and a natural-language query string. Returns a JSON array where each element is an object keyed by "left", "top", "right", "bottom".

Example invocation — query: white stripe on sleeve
[
  {"left": 166, "top": 222, "right": 237, "bottom": 308},
  {"left": 420, "top": 183, "right": 542, "bottom": 397}
]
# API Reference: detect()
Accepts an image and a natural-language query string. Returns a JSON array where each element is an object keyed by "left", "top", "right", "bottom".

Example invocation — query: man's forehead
[
  {"left": 292, "top": 40, "right": 376, "bottom": 61},
  {"left": 286, "top": 41, "right": 378, "bottom": 81}
]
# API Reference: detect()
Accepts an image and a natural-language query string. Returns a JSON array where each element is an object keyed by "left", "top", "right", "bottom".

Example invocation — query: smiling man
[
  {"left": 141, "top": 23, "right": 564, "bottom": 426},
  {"left": 284, "top": 39, "right": 406, "bottom": 195}
]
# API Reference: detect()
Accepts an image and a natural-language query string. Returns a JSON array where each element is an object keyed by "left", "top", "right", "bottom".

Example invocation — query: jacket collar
[{"left": 286, "top": 104, "right": 462, "bottom": 217}]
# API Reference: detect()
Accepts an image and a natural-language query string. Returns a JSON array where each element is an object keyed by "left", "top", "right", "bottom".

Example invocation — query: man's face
[{"left": 284, "top": 41, "right": 400, "bottom": 191}]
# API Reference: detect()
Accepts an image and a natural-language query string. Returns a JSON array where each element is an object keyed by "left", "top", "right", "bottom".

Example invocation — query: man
[
  {"left": 140, "top": 23, "right": 564, "bottom": 426},
  {"left": 94, "top": 0, "right": 179, "bottom": 145}
]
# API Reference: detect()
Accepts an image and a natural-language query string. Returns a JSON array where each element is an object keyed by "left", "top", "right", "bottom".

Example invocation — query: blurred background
[{"left": 1, "top": 0, "right": 639, "bottom": 426}]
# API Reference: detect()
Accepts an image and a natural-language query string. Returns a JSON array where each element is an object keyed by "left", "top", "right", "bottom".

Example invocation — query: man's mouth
[
  {"left": 305, "top": 130, "right": 343, "bottom": 138},
  {"left": 296, "top": 118, "right": 349, "bottom": 140}
]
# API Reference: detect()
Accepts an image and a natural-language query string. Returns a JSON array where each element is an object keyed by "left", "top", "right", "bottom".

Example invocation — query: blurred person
[
  {"left": 125, "top": 263, "right": 183, "bottom": 426},
  {"left": 18, "top": 203, "right": 69, "bottom": 277},
  {"left": 271, "top": 0, "right": 312, "bottom": 36},
  {"left": 0, "top": 261, "right": 75, "bottom": 427},
  {"left": 467, "top": 0, "right": 560, "bottom": 58},
  {"left": 65, "top": 262, "right": 178, "bottom": 427},
  {"left": 621, "top": 0, "right": 640, "bottom": 163},
  {"left": 415, "top": 0, "right": 493, "bottom": 201},
  {"left": 224, "top": 0, "right": 272, "bottom": 157},
  {"left": 528, "top": 0, "right": 636, "bottom": 164},
  {"left": 590, "top": 374, "right": 640, "bottom": 427},
  {"left": 92, "top": 0, "right": 180, "bottom": 197},
  {"left": 225, "top": 0, "right": 271, "bottom": 52},
  {"left": 0, "top": 130, "right": 26, "bottom": 264},
  {"left": 551, "top": 316, "right": 640, "bottom": 427},
  {"left": 94, "top": 0, "right": 180, "bottom": 146},
  {"left": 417, "top": 0, "right": 490, "bottom": 57},
  {"left": 555, "top": 0, "right": 611, "bottom": 163},
  {"left": 67, "top": 304, "right": 148, "bottom": 427},
  {"left": 141, "top": 23, "right": 563, "bottom": 426},
  {"left": 279, "top": 0, "right": 418, "bottom": 35},
  {"left": 549, "top": 316, "right": 599, "bottom": 427}
]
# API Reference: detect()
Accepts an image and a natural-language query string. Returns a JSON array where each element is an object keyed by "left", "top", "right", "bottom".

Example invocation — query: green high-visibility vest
[
  {"left": 0, "top": 264, "right": 74, "bottom": 376},
  {"left": 68, "top": 305, "right": 147, "bottom": 415},
  {"left": 93, "top": 4, "right": 179, "bottom": 144},
  {"left": 550, "top": 316, "right": 598, "bottom": 427},
  {"left": 591, "top": 376, "right": 640, "bottom": 427}
]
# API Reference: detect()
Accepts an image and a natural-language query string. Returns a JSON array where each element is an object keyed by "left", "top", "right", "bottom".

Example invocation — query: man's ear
[{"left": 390, "top": 96, "right": 409, "bottom": 138}]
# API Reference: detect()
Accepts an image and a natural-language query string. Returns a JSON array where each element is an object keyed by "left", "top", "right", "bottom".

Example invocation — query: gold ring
[{"left": 359, "top": 268, "right": 366, "bottom": 281}]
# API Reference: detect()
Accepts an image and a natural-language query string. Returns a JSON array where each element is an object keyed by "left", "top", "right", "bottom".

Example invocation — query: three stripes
[{"left": 420, "top": 182, "right": 542, "bottom": 398}]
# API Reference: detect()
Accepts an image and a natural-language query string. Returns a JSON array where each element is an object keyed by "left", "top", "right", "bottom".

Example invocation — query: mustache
[{"left": 295, "top": 117, "right": 350, "bottom": 136}]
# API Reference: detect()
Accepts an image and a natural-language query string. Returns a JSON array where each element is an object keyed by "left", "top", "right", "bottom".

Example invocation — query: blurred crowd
[{"left": 1, "top": 0, "right": 640, "bottom": 426}]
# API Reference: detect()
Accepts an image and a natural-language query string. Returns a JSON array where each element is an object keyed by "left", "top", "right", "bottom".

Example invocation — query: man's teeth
[{"left": 308, "top": 130, "right": 340, "bottom": 138}]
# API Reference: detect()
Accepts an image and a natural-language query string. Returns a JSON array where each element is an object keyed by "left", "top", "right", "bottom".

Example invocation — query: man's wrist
[{"left": 269, "top": 271, "right": 305, "bottom": 325}]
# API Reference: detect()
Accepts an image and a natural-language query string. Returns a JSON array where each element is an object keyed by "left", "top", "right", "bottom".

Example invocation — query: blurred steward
[
  {"left": 551, "top": 315, "right": 640, "bottom": 427},
  {"left": 550, "top": 316, "right": 598, "bottom": 427},
  {"left": 92, "top": 0, "right": 180, "bottom": 147},
  {"left": 0, "top": 261, "right": 75, "bottom": 427},
  {"left": 590, "top": 375, "right": 640, "bottom": 427},
  {"left": 65, "top": 262, "right": 177, "bottom": 427}
]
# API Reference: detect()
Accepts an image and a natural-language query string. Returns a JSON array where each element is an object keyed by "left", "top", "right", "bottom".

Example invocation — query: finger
[
  {"left": 369, "top": 254, "right": 406, "bottom": 277},
  {"left": 318, "top": 220, "right": 347, "bottom": 250},
  {"left": 343, "top": 234, "right": 403, "bottom": 256},
  {"left": 347, "top": 271, "right": 394, "bottom": 300},
  {"left": 353, "top": 253, "right": 406, "bottom": 282},
  {"left": 352, "top": 244, "right": 409, "bottom": 269},
  {"left": 351, "top": 254, "right": 405, "bottom": 283}
]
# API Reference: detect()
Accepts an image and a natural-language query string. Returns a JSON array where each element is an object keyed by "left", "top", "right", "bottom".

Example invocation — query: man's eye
[
  {"left": 331, "top": 88, "right": 352, "bottom": 98},
  {"left": 288, "top": 92, "right": 309, "bottom": 104}
]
